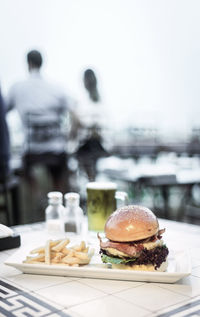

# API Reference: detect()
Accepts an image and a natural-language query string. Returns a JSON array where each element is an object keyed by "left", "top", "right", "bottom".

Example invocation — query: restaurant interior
[
  {"left": 1, "top": 0, "right": 200, "bottom": 228},
  {"left": 1, "top": 3, "right": 200, "bottom": 317}
]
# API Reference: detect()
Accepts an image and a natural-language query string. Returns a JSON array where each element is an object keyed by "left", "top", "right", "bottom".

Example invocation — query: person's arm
[{"left": 66, "top": 97, "right": 82, "bottom": 140}]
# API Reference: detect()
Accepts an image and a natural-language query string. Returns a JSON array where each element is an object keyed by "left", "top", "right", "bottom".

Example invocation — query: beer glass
[{"left": 86, "top": 182, "right": 128, "bottom": 232}]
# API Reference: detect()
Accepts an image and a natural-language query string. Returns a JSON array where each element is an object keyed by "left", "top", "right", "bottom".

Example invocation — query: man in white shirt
[{"left": 7, "top": 50, "right": 75, "bottom": 192}]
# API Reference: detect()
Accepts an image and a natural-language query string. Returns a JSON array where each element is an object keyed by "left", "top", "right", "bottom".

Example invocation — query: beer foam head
[{"left": 86, "top": 182, "right": 117, "bottom": 190}]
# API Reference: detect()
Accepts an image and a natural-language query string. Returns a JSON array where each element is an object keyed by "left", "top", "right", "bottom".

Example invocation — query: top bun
[{"left": 105, "top": 205, "right": 159, "bottom": 242}]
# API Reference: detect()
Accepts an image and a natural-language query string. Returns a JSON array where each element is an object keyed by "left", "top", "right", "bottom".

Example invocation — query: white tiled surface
[
  {"left": 76, "top": 277, "right": 143, "bottom": 293},
  {"left": 156, "top": 296, "right": 200, "bottom": 316},
  {"left": 0, "top": 220, "right": 200, "bottom": 317},
  {"left": 67, "top": 294, "right": 149, "bottom": 317},
  {"left": 6, "top": 273, "right": 73, "bottom": 291},
  {"left": 115, "top": 283, "right": 189, "bottom": 311},
  {"left": 36, "top": 280, "right": 106, "bottom": 307}
]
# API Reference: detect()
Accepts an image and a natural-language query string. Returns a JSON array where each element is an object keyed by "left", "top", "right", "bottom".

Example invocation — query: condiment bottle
[
  {"left": 45, "top": 191, "right": 65, "bottom": 235},
  {"left": 63, "top": 192, "right": 84, "bottom": 234}
]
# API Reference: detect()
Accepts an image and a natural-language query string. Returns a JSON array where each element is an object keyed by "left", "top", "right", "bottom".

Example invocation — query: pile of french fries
[{"left": 23, "top": 238, "right": 94, "bottom": 267}]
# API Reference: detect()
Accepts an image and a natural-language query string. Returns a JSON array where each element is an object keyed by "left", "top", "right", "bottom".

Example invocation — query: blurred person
[
  {"left": 0, "top": 87, "right": 10, "bottom": 179},
  {"left": 6, "top": 50, "right": 76, "bottom": 193},
  {"left": 76, "top": 68, "right": 109, "bottom": 181}
]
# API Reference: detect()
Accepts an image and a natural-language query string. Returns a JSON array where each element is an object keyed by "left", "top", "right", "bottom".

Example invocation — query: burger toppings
[
  {"left": 98, "top": 236, "right": 144, "bottom": 257},
  {"left": 100, "top": 245, "right": 169, "bottom": 270},
  {"left": 98, "top": 228, "right": 165, "bottom": 258}
]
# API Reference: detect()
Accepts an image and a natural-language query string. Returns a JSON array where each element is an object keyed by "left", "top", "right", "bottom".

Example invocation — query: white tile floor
[{"left": 0, "top": 220, "right": 200, "bottom": 317}]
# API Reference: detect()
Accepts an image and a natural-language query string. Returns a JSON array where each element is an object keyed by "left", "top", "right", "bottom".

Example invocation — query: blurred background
[{"left": 1, "top": 0, "right": 200, "bottom": 226}]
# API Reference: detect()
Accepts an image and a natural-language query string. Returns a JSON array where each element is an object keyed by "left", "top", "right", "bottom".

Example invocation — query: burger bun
[{"left": 105, "top": 205, "right": 159, "bottom": 242}]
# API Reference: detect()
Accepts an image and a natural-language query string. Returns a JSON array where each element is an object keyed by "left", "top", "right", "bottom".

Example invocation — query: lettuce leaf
[{"left": 101, "top": 254, "right": 136, "bottom": 265}]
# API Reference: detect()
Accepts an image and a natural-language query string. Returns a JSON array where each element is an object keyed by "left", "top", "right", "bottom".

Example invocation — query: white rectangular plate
[{"left": 4, "top": 243, "right": 191, "bottom": 284}]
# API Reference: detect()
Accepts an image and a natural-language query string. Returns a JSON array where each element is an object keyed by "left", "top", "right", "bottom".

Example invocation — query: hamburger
[{"left": 98, "top": 205, "right": 169, "bottom": 271}]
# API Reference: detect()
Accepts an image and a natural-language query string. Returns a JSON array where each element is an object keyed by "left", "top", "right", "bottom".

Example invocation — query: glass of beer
[{"left": 86, "top": 182, "right": 128, "bottom": 232}]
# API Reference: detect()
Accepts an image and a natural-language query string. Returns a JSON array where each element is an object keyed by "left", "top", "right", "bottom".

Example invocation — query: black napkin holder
[{"left": 0, "top": 234, "right": 21, "bottom": 251}]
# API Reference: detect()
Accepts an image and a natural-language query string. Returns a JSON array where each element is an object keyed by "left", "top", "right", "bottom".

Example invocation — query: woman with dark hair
[
  {"left": 83, "top": 69, "right": 100, "bottom": 102},
  {"left": 76, "top": 68, "right": 109, "bottom": 181}
]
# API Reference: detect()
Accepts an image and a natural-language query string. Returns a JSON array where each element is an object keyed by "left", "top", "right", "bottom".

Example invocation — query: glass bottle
[
  {"left": 63, "top": 192, "right": 84, "bottom": 234},
  {"left": 45, "top": 191, "right": 65, "bottom": 235}
]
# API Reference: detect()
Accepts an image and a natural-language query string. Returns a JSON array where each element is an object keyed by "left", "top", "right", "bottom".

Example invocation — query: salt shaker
[
  {"left": 63, "top": 192, "right": 84, "bottom": 234},
  {"left": 45, "top": 191, "right": 65, "bottom": 235}
]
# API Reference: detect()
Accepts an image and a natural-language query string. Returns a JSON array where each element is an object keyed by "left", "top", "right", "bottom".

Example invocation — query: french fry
[
  {"left": 50, "top": 251, "right": 59, "bottom": 258},
  {"left": 51, "top": 252, "right": 65, "bottom": 263},
  {"left": 45, "top": 240, "right": 51, "bottom": 265},
  {"left": 24, "top": 238, "right": 94, "bottom": 267},
  {"left": 30, "top": 240, "right": 62, "bottom": 254},
  {"left": 74, "top": 252, "right": 89, "bottom": 260},
  {"left": 78, "top": 258, "right": 90, "bottom": 265},
  {"left": 51, "top": 263, "right": 70, "bottom": 266},
  {"left": 65, "top": 249, "right": 75, "bottom": 257},
  {"left": 26, "top": 254, "right": 45, "bottom": 262},
  {"left": 82, "top": 247, "right": 89, "bottom": 253},
  {"left": 52, "top": 239, "right": 70, "bottom": 252},
  {"left": 72, "top": 241, "right": 86, "bottom": 252},
  {"left": 30, "top": 247, "right": 45, "bottom": 254},
  {"left": 80, "top": 241, "right": 86, "bottom": 251},
  {"left": 62, "top": 256, "right": 80, "bottom": 265},
  {"left": 61, "top": 248, "right": 70, "bottom": 255},
  {"left": 72, "top": 263, "right": 79, "bottom": 267},
  {"left": 50, "top": 240, "right": 63, "bottom": 247}
]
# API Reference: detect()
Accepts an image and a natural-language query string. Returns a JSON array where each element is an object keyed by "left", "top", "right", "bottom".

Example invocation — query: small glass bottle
[
  {"left": 45, "top": 191, "right": 65, "bottom": 235},
  {"left": 63, "top": 192, "right": 84, "bottom": 235}
]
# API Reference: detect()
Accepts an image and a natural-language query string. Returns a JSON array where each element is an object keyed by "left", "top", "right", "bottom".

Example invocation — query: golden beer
[{"left": 86, "top": 182, "right": 117, "bottom": 232}]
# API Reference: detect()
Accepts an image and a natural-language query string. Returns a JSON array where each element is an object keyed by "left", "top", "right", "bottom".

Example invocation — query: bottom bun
[{"left": 111, "top": 260, "right": 168, "bottom": 272}]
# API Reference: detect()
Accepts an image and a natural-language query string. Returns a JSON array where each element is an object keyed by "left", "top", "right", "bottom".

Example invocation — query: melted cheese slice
[
  {"left": 106, "top": 239, "right": 164, "bottom": 258},
  {"left": 142, "top": 238, "right": 163, "bottom": 250}
]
